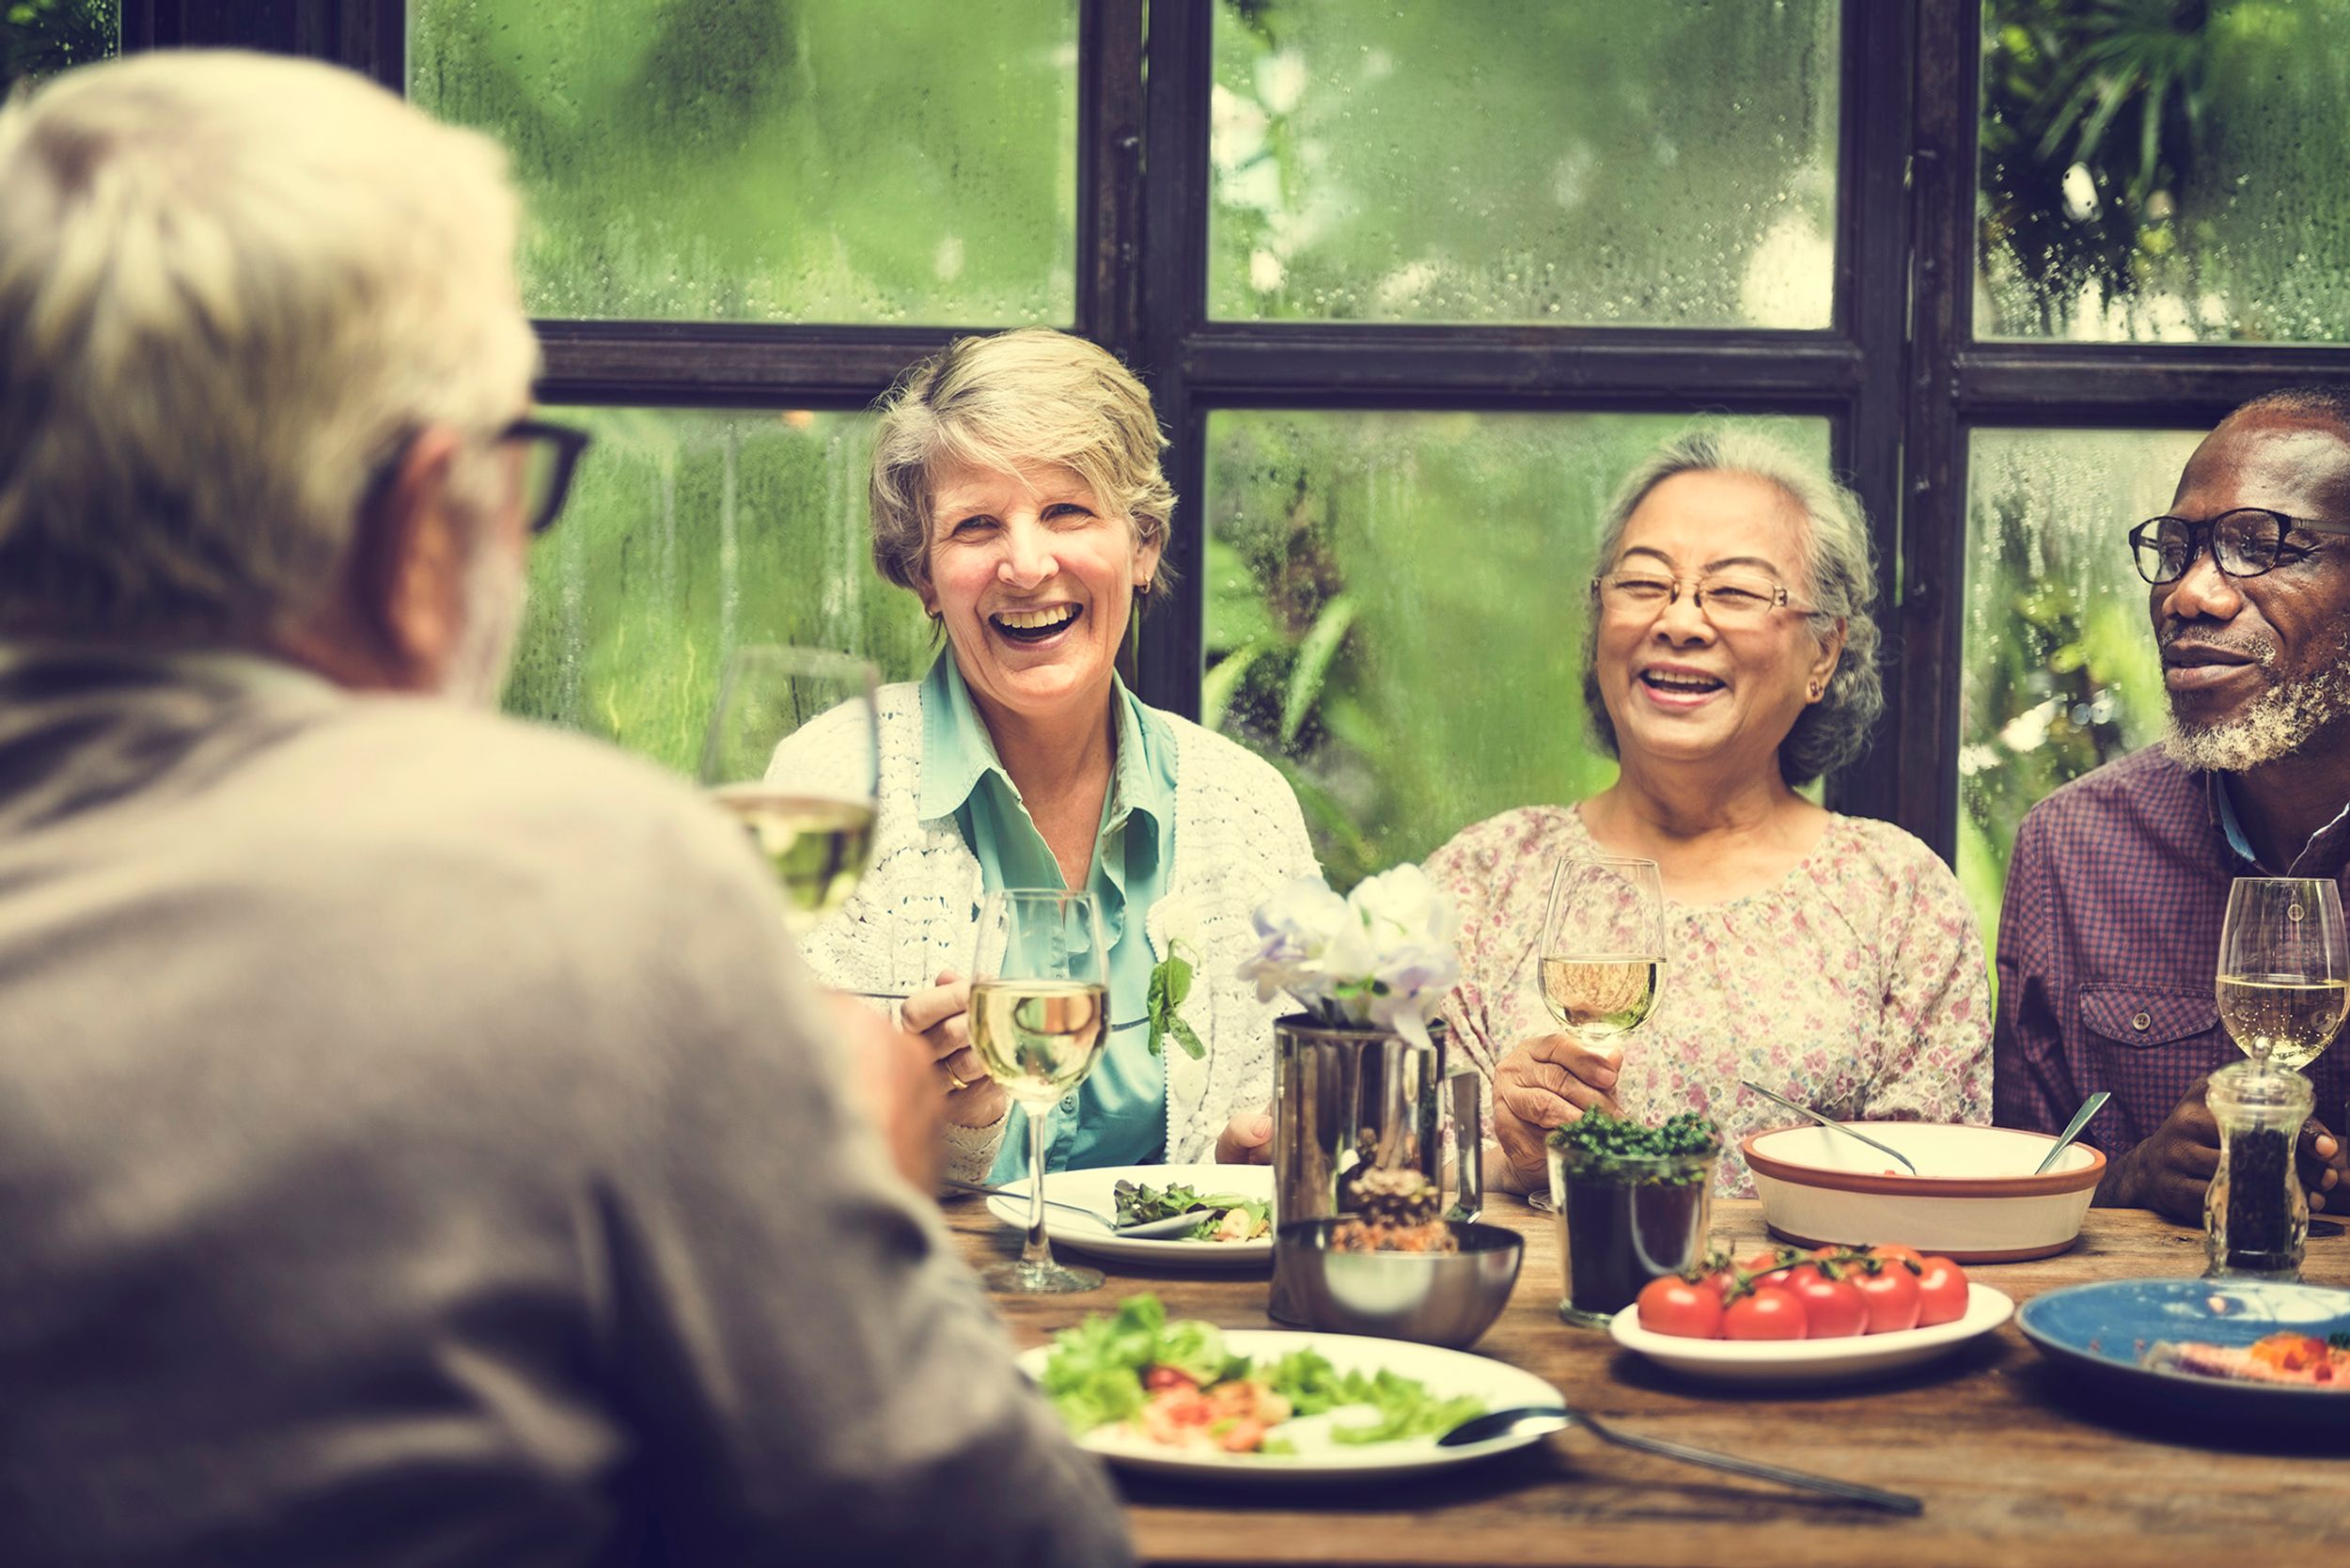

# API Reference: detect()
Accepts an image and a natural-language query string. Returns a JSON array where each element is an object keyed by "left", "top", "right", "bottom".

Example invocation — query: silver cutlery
[
  {"left": 2033, "top": 1090, "right": 2110, "bottom": 1174},
  {"left": 1438, "top": 1404, "right": 1922, "bottom": 1514},
  {"left": 1739, "top": 1079, "right": 1919, "bottom": 1175}
]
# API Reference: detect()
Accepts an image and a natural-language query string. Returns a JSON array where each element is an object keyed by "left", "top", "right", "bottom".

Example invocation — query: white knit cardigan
[{"left": 792, "top": 681, "right": 1324, "bottom": 1182}]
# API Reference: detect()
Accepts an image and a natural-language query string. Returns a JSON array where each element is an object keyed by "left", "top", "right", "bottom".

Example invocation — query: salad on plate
[
  {"left": 1041, "top": 1294, "right": 1483, "bottom": 1456},
  {"left": 1111, "top": 1181, "right": 1272, "bottom": 1244}
]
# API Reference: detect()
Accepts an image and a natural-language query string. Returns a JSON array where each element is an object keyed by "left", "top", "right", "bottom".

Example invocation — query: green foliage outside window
[{"left": 1, "top": 0, "right": 117, "bottom": 93}]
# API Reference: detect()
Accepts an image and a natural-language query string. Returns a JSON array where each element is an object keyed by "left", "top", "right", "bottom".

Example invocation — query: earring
[
  {"left": 1807, "top": 682, "right": 1824, "bottom": 700},
  {"left": 1136, "top": 581, "right": 1152, "bottom": 600}
]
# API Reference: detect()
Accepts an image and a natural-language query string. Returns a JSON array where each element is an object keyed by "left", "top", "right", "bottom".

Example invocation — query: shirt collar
[
  {"left": 916, "top": 654, "right": 1169, "bottom": 834},
  {"left": 2207, "top": 768, "right": 2350, "bottom": 876}
]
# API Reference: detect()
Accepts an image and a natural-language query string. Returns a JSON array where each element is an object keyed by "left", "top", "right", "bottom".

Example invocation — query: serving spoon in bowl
[
  {"left": 1438, "top": 1404, "right": 1921, "bottom": 1514},
  {"left": 1738, "top": 1080, "right": 1918, "bottom": 1176},
  {"left": 2031, "top": 1090, "right": 2110, "bottom": 1175}
]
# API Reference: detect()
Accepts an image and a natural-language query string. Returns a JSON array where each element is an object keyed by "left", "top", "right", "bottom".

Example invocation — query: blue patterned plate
[{"left": 2017, "top": 1278, "right": 2350, "bottom": 1432}]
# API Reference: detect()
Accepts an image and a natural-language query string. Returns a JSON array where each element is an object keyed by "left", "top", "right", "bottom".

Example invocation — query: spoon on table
[
  {"left": 1438, "top": 1405, "right": 1922, "bottom": 1514},
  {"left": 848, "top": 991, "right": 1148, "bottom": 1031},
  {"left": 1739, "top": 1080, "right": 1919, "bottom": 1175},
  {"left": 2032, "top": 1090, "right": 2110, "bottom": 1175},
  {"left": 935, "top": 1178, "right": 1213, "bottom": 1238}
]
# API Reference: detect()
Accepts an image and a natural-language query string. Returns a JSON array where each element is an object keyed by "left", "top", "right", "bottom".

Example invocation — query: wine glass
[
  {"left": 2217, "top": 877, "right": 2350, "bottom": 1073},
  {"left": 1538, "top": 854, "right": 1668, "bottom": 1046},
  {"left": 699, "top": 645, "right": 881, "bottom": 938},
  {"left": 971, "top": 888, "right": 1110, "bottom": 1294}
]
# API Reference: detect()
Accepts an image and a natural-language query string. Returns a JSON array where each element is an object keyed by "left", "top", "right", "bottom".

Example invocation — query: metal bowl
[{"left": 1274, "top": 1218, "right": 1524, "bottom": 1349}]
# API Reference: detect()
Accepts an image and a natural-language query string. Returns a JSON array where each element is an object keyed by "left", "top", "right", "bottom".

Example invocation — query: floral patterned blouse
[{"left": 1426, "top": 806, "right": 1992, "bottom": 1197}]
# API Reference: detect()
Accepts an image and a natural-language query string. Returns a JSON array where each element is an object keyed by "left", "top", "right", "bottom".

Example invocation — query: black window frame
[{"left": 116, "top": 0, "right": 2350, "bottom": 864}]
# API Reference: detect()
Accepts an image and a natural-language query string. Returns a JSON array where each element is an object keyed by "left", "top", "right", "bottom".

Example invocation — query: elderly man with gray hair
[{"left": 0, "top": 51, "right": 1128, "bottom": 1567}]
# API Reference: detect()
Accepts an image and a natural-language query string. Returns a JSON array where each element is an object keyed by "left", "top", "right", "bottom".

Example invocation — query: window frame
[{"left": 117, "top": 0, "right": 2350, "bottom": 864}]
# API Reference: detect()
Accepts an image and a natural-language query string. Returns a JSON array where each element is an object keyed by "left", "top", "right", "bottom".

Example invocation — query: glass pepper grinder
[{"left": 2203, "top": 1058, "right": 2313, "bottom": 1280}]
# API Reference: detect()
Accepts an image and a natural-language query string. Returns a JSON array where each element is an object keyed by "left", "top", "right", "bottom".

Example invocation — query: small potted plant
[{"left": 1547, "top": 1108, "right": 1721, "bottom": 1326}]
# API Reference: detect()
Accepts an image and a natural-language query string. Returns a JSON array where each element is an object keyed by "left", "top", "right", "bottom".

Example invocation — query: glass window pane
[
  {"left": 1203, "top": 411, "right": 1833, "bottom": 886},
  {"left": 1209, "top": 1, "right": 1841, "bottom": 327},
  {"left": 410, "top": 0, "right": 1076, "bottom": 324},
  {"left": 1981, "top": 2, "right": 2350, "bottom": 342},
  {"left": 1, "top": 0, "right": 118, "bottom": 93},
  {"left": 500, "top": 408, "right": 934, "bottom": 775},
  {"left": 1957, "top": 428, "right": 2201, "bottom": 950}
]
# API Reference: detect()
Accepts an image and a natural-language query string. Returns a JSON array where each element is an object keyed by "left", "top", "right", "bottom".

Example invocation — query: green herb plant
[{"left": 1546, "top": 1107, "right": 1721, "bottom": 1185}]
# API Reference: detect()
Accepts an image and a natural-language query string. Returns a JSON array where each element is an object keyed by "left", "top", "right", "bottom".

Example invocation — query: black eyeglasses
[
  {"left": 2128, "top": 508, "right": 2350, "bottom": 587},
  {"left": 501, "top": 417, "right": 592, "bottom": 537}
]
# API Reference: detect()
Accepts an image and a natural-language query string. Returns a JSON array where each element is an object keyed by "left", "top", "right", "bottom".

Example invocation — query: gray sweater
[{"left": 0, "top": 648, "right": 1130, "bottom": 1568}]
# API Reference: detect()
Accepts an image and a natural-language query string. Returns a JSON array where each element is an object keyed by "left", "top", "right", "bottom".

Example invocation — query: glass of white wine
[
  {"left": 2217, "top": 877, "right": 2350, "bottom": 1073},
  {"left": 1538, "top": 854, "right": 1668, "bottom": 1048},
  {"left": 972, "top": 889, "right": 1110, "bottom": 1294},
  {"left": 699, "top": 646, "right": 880, "bottom": 938}
]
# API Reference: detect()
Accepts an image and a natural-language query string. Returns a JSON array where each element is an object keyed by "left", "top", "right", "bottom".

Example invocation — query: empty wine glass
[
  {"left": 2217, "top": 877, "right": 2350, "bottom": 1073},
  {"left": 972, "top": 889, "right": 1110, "bottom": 1294},
  {"left": 699, "top": 646, "right": 880, "bottom": 938}
]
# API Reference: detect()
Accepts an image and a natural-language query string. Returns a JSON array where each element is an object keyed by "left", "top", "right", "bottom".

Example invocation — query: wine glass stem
[{"left": 1022, "top": 1105, "right": 1054, "bottom": 1270}]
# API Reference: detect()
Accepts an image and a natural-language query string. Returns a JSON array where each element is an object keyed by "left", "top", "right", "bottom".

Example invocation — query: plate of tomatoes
[{"left": 1606, "top": 1244, "right": 2014, "bottom": 1386}]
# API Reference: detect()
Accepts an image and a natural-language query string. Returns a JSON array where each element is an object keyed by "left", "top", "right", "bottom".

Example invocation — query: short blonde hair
[
  {"left": 869, "top": 328, "right": 1177, "bottom": 608},
  {"left": 1581, "top": 427, "right": 1885, "bottom": 786},
  {"left": 0, "top": 51, "right": 540, "bottom": 641}
]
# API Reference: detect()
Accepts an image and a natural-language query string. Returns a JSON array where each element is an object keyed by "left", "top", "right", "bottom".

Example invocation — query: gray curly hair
[
  {"left": 1580, "top": 427, "right": 1884, "bottom": 787},
  {"left": 868, "top": 328, "right": 1176, "bottom": 612}
]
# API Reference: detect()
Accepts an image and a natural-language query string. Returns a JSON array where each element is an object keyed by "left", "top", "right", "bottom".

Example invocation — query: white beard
[
  {"left": 441, "top": 536, "right": 526, "bottom": 709},
  {"left": 2166, "top": 626, "right": 2350, "bottom": 773}
]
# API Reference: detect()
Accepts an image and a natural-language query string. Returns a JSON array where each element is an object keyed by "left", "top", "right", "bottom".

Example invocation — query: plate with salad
[
  {"left": 984, "top": 1163, "right": 1275, "bottom": 1267},
  {"left": 1022, "top": 1294, "right": 1563, "bottom": 1482}
]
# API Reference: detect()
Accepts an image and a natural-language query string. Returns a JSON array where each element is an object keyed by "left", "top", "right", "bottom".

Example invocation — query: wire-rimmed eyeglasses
[
  {"left": 1590, "top": 570, "right": 1819, "bottom": 627},
  {"left": 2128, "top": 508, "right": 2350, "bottom": 587}
]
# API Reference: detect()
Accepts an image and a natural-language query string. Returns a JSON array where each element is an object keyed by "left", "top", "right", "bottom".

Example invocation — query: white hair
[{"left": 0, "top": 50, "right": 540, "bottom": 641}]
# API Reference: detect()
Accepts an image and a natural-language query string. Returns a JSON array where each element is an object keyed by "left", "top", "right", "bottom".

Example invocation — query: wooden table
[{"left": 948, "top": 1197, "right": 2350, "bottom": 1567}]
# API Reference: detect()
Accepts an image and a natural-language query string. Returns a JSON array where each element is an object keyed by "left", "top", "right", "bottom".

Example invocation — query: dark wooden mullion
[
  {"left": 1131, "top": 0, "right": 1214, "bottom": 720},
  {"left": 1955, "top": 343, "right": 2350, "bottom": 425},
  {"left": 530, "top": 324, "right": 988, "bottom": 409},
  {"left": 1075, "top": 0, "right": 1146, "bottom": 355},
  {"left": 1893, "top": 0, "right": 1981, "bottom": 864},
  {"left": 1830, "top": 0, "right": 1918, "bottom": 831},
  {"left": 1176, "top": 325, "right": 1861, "bottom": 407}
]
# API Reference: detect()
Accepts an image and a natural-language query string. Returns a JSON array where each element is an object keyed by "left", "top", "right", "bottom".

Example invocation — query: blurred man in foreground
[
  {"left": 1996, "top": 388, "right": 2350, "bottom": 1223},
  {"left": 0, "top": 51, "right": 1127, "bottom": 1566}
]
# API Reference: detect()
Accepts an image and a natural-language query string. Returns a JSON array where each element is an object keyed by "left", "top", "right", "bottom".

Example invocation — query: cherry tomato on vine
[
  {"left": 1722, "top": 1284, "right": 1809, "bottom": 1341},
  {"left": 1913, "top": 1256, "right": 1969, "bottom": 1326},
  {"left": 1868, "top": 1243, "right": 1925, "bottom": 1268},
  {"left": 1779, "top": 1264, "right": 1867, "bottom": 1338},
  {"left": 1637, "top": 1275, "right": 1726, "bottom": 1340},
  {"left": 1852, "top": 1261, "right": 1922, "bottom": 1333}
]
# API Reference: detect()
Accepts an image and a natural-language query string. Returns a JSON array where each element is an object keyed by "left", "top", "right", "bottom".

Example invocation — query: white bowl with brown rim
[{"left": 1741, "top": 1122, "right": 2105, "bottom": 1262}]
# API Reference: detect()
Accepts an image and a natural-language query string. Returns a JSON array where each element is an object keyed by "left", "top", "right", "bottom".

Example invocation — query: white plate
[
  {"left": 984, "top": 1164, "right": 1275, "bottom": 1268},
  {"left": 1018, "top": 1328, "right": 1562, "bottom": 1482},
  {"left": 1606, "top": 1283, "right": 2014, "bottom": 1386}
]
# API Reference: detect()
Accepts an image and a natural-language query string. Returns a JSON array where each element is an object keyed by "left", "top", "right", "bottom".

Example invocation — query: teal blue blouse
[{"left": 916, "top": 656, "right": 1177, "bottom": 1182}]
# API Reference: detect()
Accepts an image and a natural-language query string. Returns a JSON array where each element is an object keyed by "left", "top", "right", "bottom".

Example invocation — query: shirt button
[
  {"left": 2130, "top": 1011, "right": 2152, "bottom": 1032},
  {"left": 1061, "top": 1095, "right": 1077, "bottom": 1112}
]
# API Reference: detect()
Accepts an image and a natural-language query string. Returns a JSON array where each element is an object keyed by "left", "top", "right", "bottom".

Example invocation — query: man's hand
[
  {"left": 2098, "top": 1081, "right": 2220, "bottom": 1223},
  {"left": 1214, "top": 1105, "right": 1275, "bottom": 1164},
  {"left": 899, "top": 970, "right": 1007, "bottom": 1130},
  {"left": 2296, "top": 1118, "right": 2345, "bottom": 1212},
  {"left": 824, "top": 993, "right": 944, "bottom": 1190},
  {"left": 1491, "top": 1032, "right": 1622, "bottom": 1192}
]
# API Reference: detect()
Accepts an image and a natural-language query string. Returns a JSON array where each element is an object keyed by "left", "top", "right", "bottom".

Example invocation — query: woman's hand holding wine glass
[
  {"left": 898, "top": 971, "right": 1006, "bottom": 1128},
  {"left": 1491, "top": 855, "right": 1666, "bottom": 1194}
]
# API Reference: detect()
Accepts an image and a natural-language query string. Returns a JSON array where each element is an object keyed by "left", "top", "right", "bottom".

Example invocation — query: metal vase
[{"left": 1267, "top": 1012, "right": 1483, "bottom": 1325}]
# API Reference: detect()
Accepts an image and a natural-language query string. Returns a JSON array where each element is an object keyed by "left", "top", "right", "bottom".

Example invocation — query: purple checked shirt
[{"left": 1994, "top": 744, "right": 2350, "bottom": 1163}]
